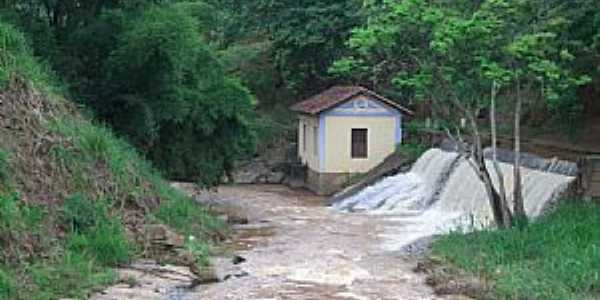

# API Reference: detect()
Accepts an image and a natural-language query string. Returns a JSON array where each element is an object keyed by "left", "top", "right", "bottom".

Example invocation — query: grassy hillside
[
  {"left": 430, "top": 202, "right": 600, "bottom": 300},
  {"left": 0, "top": 21, "right": 222, "bottom": 299}
]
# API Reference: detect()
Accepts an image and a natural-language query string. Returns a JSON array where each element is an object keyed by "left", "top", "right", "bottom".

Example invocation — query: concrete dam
[{"left": 333, "top": 148, "right": 577, "bottom": 250}]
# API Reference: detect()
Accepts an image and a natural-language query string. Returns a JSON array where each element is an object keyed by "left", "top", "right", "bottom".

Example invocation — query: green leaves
[
  {"left": 255, "top": 0, "right": 363, "bottom": 95},
  {"left": 98, "top": 5, "right": 256, "bottom": 186},
  {"left": 333, "top": 0, "right": 596, "bottom": 124}
]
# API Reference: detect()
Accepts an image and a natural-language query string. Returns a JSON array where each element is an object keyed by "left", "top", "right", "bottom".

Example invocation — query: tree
[
  {"left": 250, "top": 0, "right": 363, "bottom": 97},
  {"left": 0, "top": 2, "right": 259, "bottom": 186},
  {"left": 100, "top": 5, "right": 256, "bottom": 186},
  {"left": 332, "top": 0, "right": 591, "bottom": 228}
]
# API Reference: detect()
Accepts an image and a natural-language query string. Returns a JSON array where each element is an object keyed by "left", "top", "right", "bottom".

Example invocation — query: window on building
[
  {"left": 302, "top": 123, "right": 307, "bottom": 152},
  {"left": 313, "top": 126, "right": 318, "bottom": 156},
  {"left": 351, "top": 129, "right": 368, "bottom": 158}
]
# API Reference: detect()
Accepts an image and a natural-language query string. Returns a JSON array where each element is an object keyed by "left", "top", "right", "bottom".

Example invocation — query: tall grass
[
  {"left": 432, "top": 202, "right": 600, "bottom": 300},
  {"left": 0, "top": 268, "right": 15, "bottom": 299},
  {"left": 0, "top": 19, "right": 224, "bottom": 299},
  {"left": 49, "top": 117, "right": 225, "bottom": 235},
  {"left": 27, "top": 251, "right": 116, "bottom": 300},
  {"left": 0, "top": 22, "right": 63, "bottom": 95},
  {"left": 46, "top": 115, "right": 224, "bottom": 280},
  {"left": 0, "top": 193, "right": 125, "bottom": 300},
  {"left": 0, "top": 193, "right": 45, "bottom": 256},
  {"left": 62, "top": 194, "right": 134, "bottom": 266}
]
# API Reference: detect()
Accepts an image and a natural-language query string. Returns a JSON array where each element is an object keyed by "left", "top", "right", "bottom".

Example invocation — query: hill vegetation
[
  {"left": 2, "top": 1, "right": 257, "bottom": 187},
  {"left": 0, "top": 21, "right": 221, "bottom": 299}
]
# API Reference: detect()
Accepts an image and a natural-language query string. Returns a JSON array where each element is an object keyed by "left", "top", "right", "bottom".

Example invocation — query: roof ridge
[{"left": 290, "top": 85, "right": 413, "bottom": 116}]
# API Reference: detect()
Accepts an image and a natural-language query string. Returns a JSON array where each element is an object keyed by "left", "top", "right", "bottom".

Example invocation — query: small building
[{"left": 291, "top": 86, "right": 413, "bottom": 195}]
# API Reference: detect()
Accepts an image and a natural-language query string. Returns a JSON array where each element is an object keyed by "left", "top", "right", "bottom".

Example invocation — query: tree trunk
[
  {"left": 474, "top": 147, "right": 513, "bottom": 229},
  {"left": 480, "top": 165, "right": 508, "bottom": 228},
  {"left": 444, "top": 110, "right": 512, "bottom": 228},
  {"left": 443, "top": 82, "right": 513, "bottom": 229},
  {"left": 490, "top": 81, "right": 508, "bottom": 218},
  {"left": 513, "top": 79, "right": 526, "bottom": 224}
]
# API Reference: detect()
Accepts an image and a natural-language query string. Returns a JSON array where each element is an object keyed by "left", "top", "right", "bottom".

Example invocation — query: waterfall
[
  {"left": 332, "top": 148, "right": 577, "bottom": 251},
  {"left": 438, "top": 158, "right": 574, "bottom": 219},
  {"left": 333, "top": 149, "right": 460, "bottom": 213}
]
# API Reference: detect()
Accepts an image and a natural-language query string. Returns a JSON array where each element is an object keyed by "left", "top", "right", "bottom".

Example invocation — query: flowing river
[{"left": 94, "top": 148, "right": 576, "bottom": 299}]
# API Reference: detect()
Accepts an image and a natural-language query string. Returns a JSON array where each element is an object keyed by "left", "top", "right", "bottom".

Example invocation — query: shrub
[
  {"left": 96, "top": 5, "right": 256, "bottom": 186},
  {"left": 396, "top": 142, "right": 428, "bottom": 162}
]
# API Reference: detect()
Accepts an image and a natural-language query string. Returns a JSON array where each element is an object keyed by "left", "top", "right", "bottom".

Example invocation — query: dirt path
[{"left": 183, "top": 184, "right": 445, "bottom": 300}]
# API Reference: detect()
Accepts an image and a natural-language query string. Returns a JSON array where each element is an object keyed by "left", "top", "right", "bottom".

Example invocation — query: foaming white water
[
  {"left": 438, "top": 159, "right": 574, "bottom": 219},
  {"left": 333, "top": 149, "right": 460, "bottom": 213},
  {"left": 333, "top": 149, "right": 576, "bottom": 251}
]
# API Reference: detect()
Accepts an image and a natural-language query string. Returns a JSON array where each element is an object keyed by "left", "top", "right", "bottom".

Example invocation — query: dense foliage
[
  {"left": 101, "top": 6, "right": 256, "bottom": 185},
  {"left": 249, "top": 0, "right": 363, "bottom": 96},
  {"left": 0, "top": 21, "right": 221, "bottom": 299},
  {"left": 331, "top": 0, "right": 597, "bottom": 126},
  {"left": 1, "top": 1, "right": 257, "bottom": 186}
]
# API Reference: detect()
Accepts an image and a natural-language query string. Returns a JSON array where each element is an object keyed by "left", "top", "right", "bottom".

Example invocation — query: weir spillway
[{"left": 332, "top": 148, "right": 577, "bottom": 251}]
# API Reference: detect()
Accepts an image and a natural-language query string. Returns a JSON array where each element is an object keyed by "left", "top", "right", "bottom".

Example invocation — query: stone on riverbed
[
  {"left": 90, "top": 260, "right": 199, "bottom": 300},
  {"left": 145, "top": 224, "right": 185, "bottom": 249}
]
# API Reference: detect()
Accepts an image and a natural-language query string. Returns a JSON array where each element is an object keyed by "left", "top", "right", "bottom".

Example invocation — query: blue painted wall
[{"left": 316, "top": 96, "right": 405, "bottom": 171}]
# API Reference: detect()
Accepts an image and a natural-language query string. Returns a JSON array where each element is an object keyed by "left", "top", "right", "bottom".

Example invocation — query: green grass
[
  {"left": 153, "top": 189, "right": 225, "bottom": 238},
  {"left": 0, "top": 19, "right": 225, "bottom": 299},
  {"left": 0, "top": 22, "right": 63, "bottom": 95},
  {"left": 152, "top": 186, "right": 226, "bottom": 268},
  {"left": 25, "top": 251, "right": 117, "bottom": 300},
  {"left": 396, "top": 141, "right": 428, "bottom": 163},
  {"left": 0, "top": 193, "right": 126, "bottom": 300},
  {"left": 45, "top": 115, "right": 223, "bottom": 290},
  {"left": 0, "top": 268, "right": 16, "bottom": 299},
  {"left": 431, "top": 202, "right": 600, "bottom": 300},
  {"left": 62, "top": 194, "right": 134, "bottom": 266},
  {"left": 0, "top": 193, "right": 46, "bottom": 259}
]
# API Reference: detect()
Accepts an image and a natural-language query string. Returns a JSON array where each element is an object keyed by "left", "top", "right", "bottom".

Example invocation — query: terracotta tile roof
[{"left": 290, "top": 86, "right": 413, "bottom": 116}]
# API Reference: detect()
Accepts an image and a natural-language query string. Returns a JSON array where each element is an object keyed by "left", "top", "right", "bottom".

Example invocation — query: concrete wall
[
  {"left": 298, "top": 114, "right": 320, "bottom": 172},
  {"left": 581, "top": 156, "right": 600, "bottom": 201},
  {"left": 305, "top": 168, "right": 351, "bottom": 196},
  {"left": 323, "top": 115, "right": 397, "bottom": 173},
  {"left": 321, "top": 95, "right": 401, "bottom": 174}
]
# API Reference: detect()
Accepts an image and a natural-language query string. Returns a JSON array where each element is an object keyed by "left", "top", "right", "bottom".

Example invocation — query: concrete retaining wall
[
  {"left": 581, "top": 156, "right": 600, "bottom": 201},
  {"left": 305, "top": 168, "right": 354, "bottom": 196}
]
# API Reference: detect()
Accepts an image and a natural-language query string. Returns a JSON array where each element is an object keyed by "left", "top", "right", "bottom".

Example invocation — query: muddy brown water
[
  {"left": 179, "top": 184, "right": 447, "bottom": 300},
  {"left": 225, "top": 224, "right": 277, "bottom": 251},
  {"left": 94, "top": 184, "right": 456, "bottom": 300}
]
